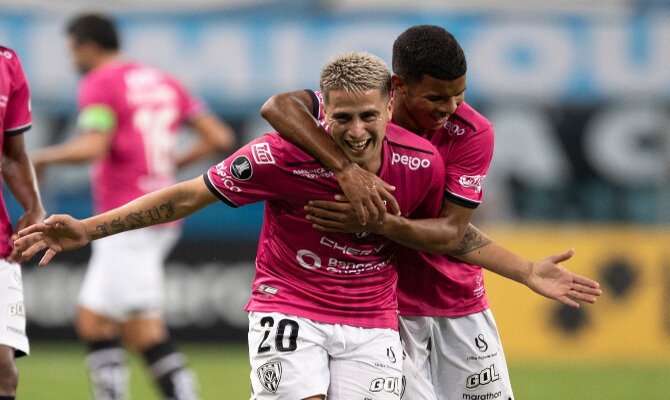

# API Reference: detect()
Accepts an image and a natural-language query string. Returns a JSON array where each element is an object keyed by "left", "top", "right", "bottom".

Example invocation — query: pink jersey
[
  {"left": 78, "top": 61, "right": 206, "bottom": 213},
  {"left": 205, "top": 127, "right": 445, "bottom": 330},
  {"left": 396, "top": 101, "right": 495, "bottom": 317},
  {"left": 0, "top": 47, "right": 32, "bottom": 258}
]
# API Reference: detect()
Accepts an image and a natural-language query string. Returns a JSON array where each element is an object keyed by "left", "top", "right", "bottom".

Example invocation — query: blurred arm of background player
[
  {"left": 261, "top": 90, "right": 400, "bottom": 226},
  {"left": 2, "top": 133, "right": 46, "bottom": 262},
  {"left": 264, "top": 90, "right": 601, "bottom": 307},
  {"left": 31, "top": 111, "right": 235, "bottom": 176},
  {"left": 175, "top": 114, "right": 236, "bottom": 170}
]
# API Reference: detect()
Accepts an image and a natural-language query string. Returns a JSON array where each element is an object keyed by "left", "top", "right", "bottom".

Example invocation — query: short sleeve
[
  {"left": 168, "top": 76, "right": 208, "bottom": 124},
  {"left": 4, "top": 51, "right": 32, "bottom": 135},
  {"left": 204, "top": 133, "right": 286, "bottom": 207},
  {"left": 444, "top": 125, "right": 494, "bottom": 208}
]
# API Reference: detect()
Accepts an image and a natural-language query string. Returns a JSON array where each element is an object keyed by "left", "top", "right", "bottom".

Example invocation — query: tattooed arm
[
  {"left": 14, "top": 177, "right": 218, "bottom": 266},
  {"left": 452, "top": 225, "right": 601, "bottom": 307}
]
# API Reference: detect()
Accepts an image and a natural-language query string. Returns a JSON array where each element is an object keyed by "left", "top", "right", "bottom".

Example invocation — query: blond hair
[{"left": 320, "top": 52, "right": 392, "bottom": 103}]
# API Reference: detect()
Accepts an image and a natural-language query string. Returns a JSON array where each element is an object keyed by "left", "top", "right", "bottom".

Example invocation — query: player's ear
[
  {"left": 386, "top": 95, "right": 394, "bottom": 120},
  {"left": 391, "top": 75, "right": 406, "bottom": 95}
]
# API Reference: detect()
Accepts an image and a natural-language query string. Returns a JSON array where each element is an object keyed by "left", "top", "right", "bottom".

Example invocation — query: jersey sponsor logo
[
  {"left": 252, "top": 142, "right": 276, "bottom": 164},
  {"left": 466, "top": 364, "right": 500, "bottom": 389},
  {"left": 292, "top": 167, "right": 334, "bottom": 179},
  {"left": 444, "top": 120, "right": 467, "bottom": 136},
  {"left": 0, "top": 95, "right": 7, "bottom": 108},
  {"left": 319, "top": 237, "right": 386, "bottom": 256},
  {"left": 214, "top": 162, "right": 242, "bottom": 192},
  {"left": 356, "top": 232, "right": 371, "bottom": 239},
  {"left": 369, "top": 376, "right": 404, "bottom": 396},
  {"left": 459, "top": 174, "right": 485, "bottom": 193},
  {"left": 295, "top": 248, "right": 392, "bottom": 274},
  {"left": 230, "top": 156, "right": 253, "bottom": 181},
  {"left": 391, "top": 152, "right": 431, "bottom": 170},
  {"left": 257, "top": 361, "right": 282, "bottom": 393},
  {"left": 2, "top": 50, "right": 12, "bottom": 59},
  {"left": 475, "top": 334, "right": 489, "bottom": 352}
]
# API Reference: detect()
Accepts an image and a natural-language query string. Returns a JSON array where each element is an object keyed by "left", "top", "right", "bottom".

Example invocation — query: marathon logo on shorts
[
  {"left": 230, "top": 156, "right": 253, "bottom": 181},
  {"left": 257, "top": 361, "right": 282, "bottom": 393},
  {"left": 252, "top": 142, "right": 275, "bottom": 164},
  {"left": 462, "top": 391, "right": 502, "bottom": 400},
  {"left": 459, "top": 174, "right": 485, "bottom": 193}
]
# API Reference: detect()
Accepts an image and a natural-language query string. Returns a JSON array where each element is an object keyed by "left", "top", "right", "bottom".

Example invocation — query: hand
[
  {"left": 7, "top": 207, "right": 47, "bottom": 263},
  {"left": 14, "top": 214, "right": 91, "bottom": 266},
  {"left": 336, "top": 163, "right": 400, "bottom": 226},
  {"left": 305, "top": 198, "right": 381, "bottom": 234},
  {"left": 525, "top": 248, "right": 602, "bottom": 308}
]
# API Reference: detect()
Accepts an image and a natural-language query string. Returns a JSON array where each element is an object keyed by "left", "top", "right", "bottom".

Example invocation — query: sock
[
  {"left": 0, "top": 396, "right": 15, "bottom": 400},
  {"left": 85, "top": 339, "right": 128, "bottom": 400},
  {"left": 142, "top": 341, "right": 198, "bottom": 400}
]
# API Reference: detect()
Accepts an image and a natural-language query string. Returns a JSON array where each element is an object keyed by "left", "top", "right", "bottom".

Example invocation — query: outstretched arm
[
  {"left": 15, "top": 176, "right": 218, "bottom": 266},
  {"left": 453, "top": 225, "right": 602, "bottom": 308},
  {"left": 305, "top": 199, "right": 601, "bottom": 307},
  {"left": 261, "top": 91, "right": 399, "bottom": 225}
]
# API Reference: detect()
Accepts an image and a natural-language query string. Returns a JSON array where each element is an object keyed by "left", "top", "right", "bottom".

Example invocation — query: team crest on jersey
[
  {"left": 252, "top": 142, "right": 275, "bottom": 164},
  {"left": 230, "top": 156, "right": 253, "bottom": 181},
  {"left": 459, "top": 174, "right": 485, "bottom": 193},
  {"left": 257, "top": 361, "right": 282, "bottom": 393}
]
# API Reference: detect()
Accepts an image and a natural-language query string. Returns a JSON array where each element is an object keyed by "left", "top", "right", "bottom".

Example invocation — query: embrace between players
[{"left": 12, "top": 21, "right": 601, "bottom": 400}]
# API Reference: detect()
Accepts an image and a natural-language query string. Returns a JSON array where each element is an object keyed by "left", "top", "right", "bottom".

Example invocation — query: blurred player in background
[
  {"left": 0, "top": 46, "right": 46, "bottom": 400},
  {"left": 17, "top": 51, "right": 446, "bottom": 399},
  {"left": 261, "top": 25, "right": 601, "bottom": 400},
  {"left": 30, "top": 13, "right": 236, "bottom": 400}
]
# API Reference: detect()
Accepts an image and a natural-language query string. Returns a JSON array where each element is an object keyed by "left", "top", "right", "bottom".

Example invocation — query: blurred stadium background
[{"left": 2, "top": 0, "right": 670, "bottom": 398}]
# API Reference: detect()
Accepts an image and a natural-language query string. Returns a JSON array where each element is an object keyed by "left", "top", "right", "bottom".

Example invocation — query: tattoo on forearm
[
  {"left": 145, "top": 206, "right": 162, "bottom": 223},
  {"left": 93, "top": 223, "right": 111, "bottom": 240},
  {"left": 125, "top": 212, "right": 145, "bottom": 229},
  {"left": 92, "top": 200, "right": 177, "bottom": 239},
  {"left": 160, "top": 201, "right": 176, "bottom": 219},
  {"left": 450, "top": 225, "right": 492, "bottom": 256},
  {"left": 110, "top": 218, "right": 124, "bottom": 233}
]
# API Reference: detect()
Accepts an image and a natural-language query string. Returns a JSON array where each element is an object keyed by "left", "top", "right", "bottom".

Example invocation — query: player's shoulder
[
  {"left": 0, "top": 46, "right": 22, "bottom": 70},
  {"left": 244, "top": 132, "right": 315, "bottom": 167},
  {"left": 386, "top": 122, "right": 440, "bottom": 159},
  {"left": 444, "top": 101, "right": 493, "bottom": 138}
]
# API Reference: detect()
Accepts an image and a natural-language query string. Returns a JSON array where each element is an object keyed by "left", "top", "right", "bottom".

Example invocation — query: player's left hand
[
  {"left": 525, "top": 248, "right": 602, "bottom": 308},
  {"left": 8, "top": 207, "right": 47, "bottom": 263},
  {"left": 305, "top": 196, "right": 382, "bottom": 234}
]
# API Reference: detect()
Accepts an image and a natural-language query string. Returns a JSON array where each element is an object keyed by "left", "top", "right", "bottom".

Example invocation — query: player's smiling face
[
  {"left": 325, "top": 88, "right": 392, "bottom": 173},
  {"left": 392, "top": 73, "right": 466, "bottom": 134}
]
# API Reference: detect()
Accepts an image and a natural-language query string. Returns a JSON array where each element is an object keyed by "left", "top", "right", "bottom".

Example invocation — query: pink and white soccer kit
[
  {"left": 397, "top": 102, "right": 514, "bottom": 400},
  {"left": 0, "top": 47, "right": 32, "bottom": 355},
  {"left": 77, "top": 62, "right": 206, "bottom": 319},
  {"left": 205, "top": 126, "right": 445, "bottom": 399}
]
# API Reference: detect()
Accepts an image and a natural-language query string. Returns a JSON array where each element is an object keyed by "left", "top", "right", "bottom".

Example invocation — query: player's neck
[{"left": 92, "top": 52, "right": 122, "bottom": 70}]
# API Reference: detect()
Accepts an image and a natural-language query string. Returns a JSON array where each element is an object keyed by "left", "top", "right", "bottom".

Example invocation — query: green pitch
[{"left": 17, "top": 342, "right": 670, "bottom": 399}]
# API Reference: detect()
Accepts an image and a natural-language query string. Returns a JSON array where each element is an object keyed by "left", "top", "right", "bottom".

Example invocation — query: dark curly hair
[
  {"left": 66, "top": 13, "right": 120, "bottom": 51},
  {"left": 392, "top": 25, "right": 466, "bottom": 83}
]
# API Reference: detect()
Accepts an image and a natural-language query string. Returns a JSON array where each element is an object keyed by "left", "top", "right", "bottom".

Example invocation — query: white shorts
[
  {"left": 248, "top": 311, "right": 404, "bottom": 399},
  {"left": 0, "top": 259, "right": 29, "bottom": 356},
  {"left": 399, "top": 309, "right": 514, "bottom": 400},
  {"left": 78, "top": 228, "right": 179, "bottom": 321}
]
